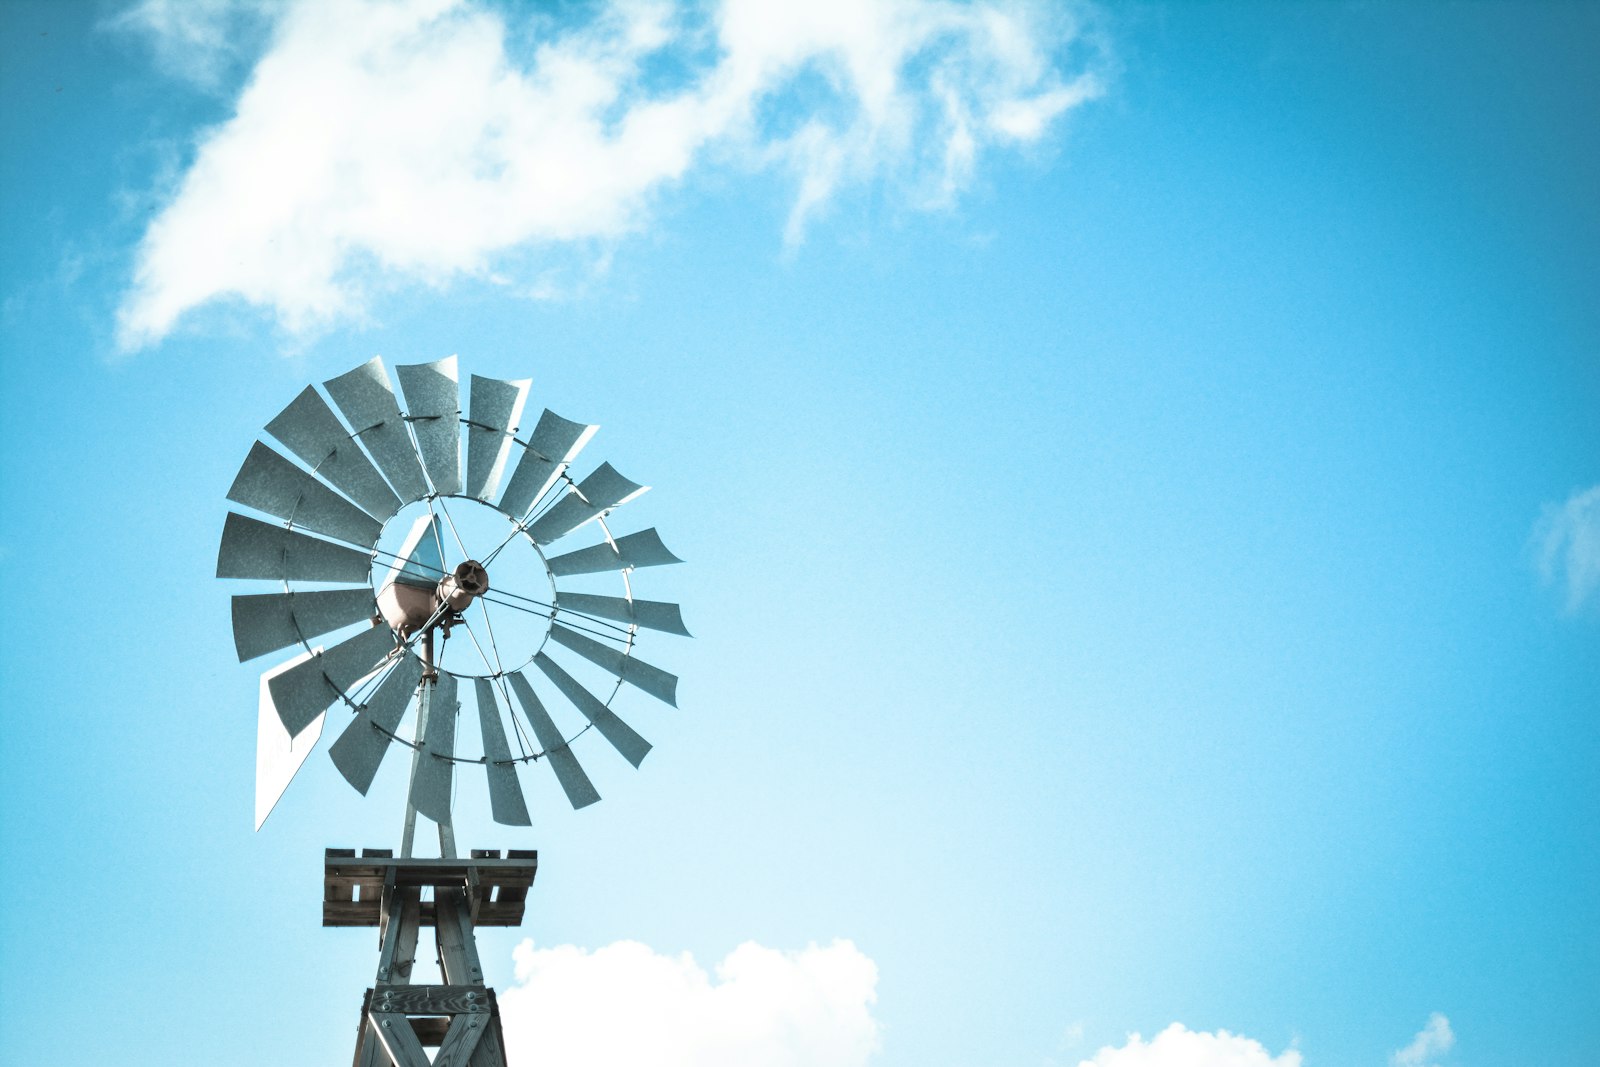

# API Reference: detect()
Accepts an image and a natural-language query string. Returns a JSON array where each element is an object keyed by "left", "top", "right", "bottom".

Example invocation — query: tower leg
[{"left": 334, "top": 850, "right": 528, "bottom": 1067}]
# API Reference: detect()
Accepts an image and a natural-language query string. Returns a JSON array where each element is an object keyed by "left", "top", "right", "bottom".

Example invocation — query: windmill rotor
[{"left": 219, "top": 355, "right": 688, "bottom": 834}]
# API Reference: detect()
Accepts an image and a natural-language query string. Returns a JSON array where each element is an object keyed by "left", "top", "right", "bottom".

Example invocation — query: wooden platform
[{"left": 324, "top": 848, "right": 538, "bottom": 928}]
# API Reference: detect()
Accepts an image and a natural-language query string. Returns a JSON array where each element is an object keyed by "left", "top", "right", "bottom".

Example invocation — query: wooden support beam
[
  {"left": 435, "top": 889, "right": 486, "bottom": 987},
  {"left": 343, "top": 847, "right": 522, "bottom": 1067},
  {"left": 370, "top": 1013, "right": 432, "bottom": 1067},
  {"left": 324, "top": 851, "right": 538, "bottom": 927},
  {"left": 371, "top": 984, "right": 491, "bottom": 1015},
  {"left": 433, "top": 1014, "right": 488, "bottom": 1067},
  {"left": 375, "top": 887, "right": 421, "bottom": 984}
]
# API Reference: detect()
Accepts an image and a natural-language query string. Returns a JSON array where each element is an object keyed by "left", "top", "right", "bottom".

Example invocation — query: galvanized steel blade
[
  {"left": 328, "top": 653, "right": 425, "bottom": 794},
  {"left": 545, "top": 527, "right": 683, "bottom": 576},
  {"left": 497, "top": 409, "right": 598, "bottom": 518},
  {"left": 267, "top": 623, "right": 400, "bottom": 737},
  {"left": 525, "top": 463, "right": 648, "bottom": 545},
  {"left": 464, "top": 374, "right": 531, "bottom": 502},
  {"left": 506, "top": 671, "right": 600, "bottom": 809},
  {"left": 217, "top": 512, "right": 373, "bottom": 583},
  {"left": 409, "top": 671, "right": 459, "bottom": 825},
  {"left": 232, "top": 588, "right": 377, "bottom": 662},
  {"left": 533, "top": 652, "right": 652, "bottom": 768},
  {"left": 396, "top": 357, "right": 461, "bottom": 496},
  {"left": 547, "top": 623, "right": 678, "bottom": 707},
  {"left": 554, "top": 592, "right": 690, "bottom": 636},
  {"left": 323, "top": 357, "right": 431, "bottom": 504},
  {"left": 475, "top": 678, "right": 531, "bottom": 826},
  {"left": 226, "top": 441, "right": 384, "bottom": 548},
  {"left": 264, "top": 385, "right": 400, "bottom": 520}
]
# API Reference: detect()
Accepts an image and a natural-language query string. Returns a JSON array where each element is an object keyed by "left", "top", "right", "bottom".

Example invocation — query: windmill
[{"left": 218, "top": 355, "right": 687, "bottom": 1066}]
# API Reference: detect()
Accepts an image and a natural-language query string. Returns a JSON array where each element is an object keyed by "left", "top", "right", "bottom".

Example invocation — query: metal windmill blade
[{"left": 219, "top": 353, "right": 690, "bottom": 843}]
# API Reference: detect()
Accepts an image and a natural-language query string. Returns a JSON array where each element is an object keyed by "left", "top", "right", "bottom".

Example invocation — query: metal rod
[{"left": 399, "top": 630, "right": 434, "bottom": 858}]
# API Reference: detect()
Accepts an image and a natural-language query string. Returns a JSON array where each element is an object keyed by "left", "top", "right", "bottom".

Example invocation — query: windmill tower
[{"left": 219, "top": 356, "right": 687, "bottom": 1066}]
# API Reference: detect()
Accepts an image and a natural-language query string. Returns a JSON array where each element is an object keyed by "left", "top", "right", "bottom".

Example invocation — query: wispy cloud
[
  {"left": 1535, "top": 484, "right": 1600, "bottom": 612},
  {"left": 1074, "top": 1023, "right": 1302, "bottom": 1067},
  {"left": 498, "top": 938, "right": 879, "bottom": 1066},
  {"left": 1390, "top": 1013, "right": 1454, "bottom": 1067},
  {"left": 115, "top": 0, "right": 1104, "bottom": 349},
  {"left": 111, "top": 0, "right": 278, "bottom": 90}
]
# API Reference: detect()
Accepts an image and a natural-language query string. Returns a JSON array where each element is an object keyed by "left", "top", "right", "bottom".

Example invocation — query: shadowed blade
[
  {"left": 534, "top": 652, "right": 651, "bottom": 768},
  {"left": 323, "top": 357, "right": 431, "bottom": 504},
  {"left": 408, "top": 672, "right": 459, "bottom": 825},
  {"left": 526, "top": 463, "right": 647, "bottom": 545},
  {"left": 546, "top": 527, "right": 683, "bottom": 576},
  {"left": 267, "top": 623, "right": 398, "bottom": 737},
  {"left": 227, "top": 442, "right": 383, "bottom": 548},
  {"left": 217, "top": 512, "right": 373, "bottom": 583},
  {"left": 396, "top": 357, "right": 461, "bottom": 496},
  {"left": 464, "top": 375, "right": 530, "bottom": 502},
  {"left": 232, "top": 588, "right": 376, "bottom": 662},
  {"left": 555, "top": 593, "right": 690, "bottom": 636},
  {"left": 547, "top": 624, "right": 678, "bottom": 707},
  {"left": 507, "top": 671, "right": 600, "bottom": 809},
  {"left": 265, "top": 386, "right": 400, "bottom": 520},
  {"left": 328, "top": 653, "right": 424, "bottom": 794},
  {"left": 497, "top": 409, "right": 598, "bottom": 518},
  {"left": 475, "top": 679, "right": 531, "bottom": 826}
]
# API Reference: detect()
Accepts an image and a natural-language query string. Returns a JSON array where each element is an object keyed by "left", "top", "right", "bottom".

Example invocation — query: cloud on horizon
[
  {"left": 1535, "top": 484, "right": 1600, "bottom": 612},
  {"left": 497, "top": 937, "right": 879, "bottom": 1066},
  {"left": 115, "top": 0, "right": 1104, "bottom": 349},
  {"left": 1072, "top": 1024, "right": 1302, "bottom": 1067},
  {"left": 1391, "top": 1013, "right": 1454, "bottom": 1067}
]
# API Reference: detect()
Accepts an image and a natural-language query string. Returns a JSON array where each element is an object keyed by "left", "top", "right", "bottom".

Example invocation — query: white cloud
[
  {"left": 1536, "top": 484, "right": 1600, "bottom": 612},
  {"left": 1074, "top": 1024, "right": 1302, "bottom": 1067},
  {"left": 116, "top": 0, "right": 1104, "bottom": 349},
  {"left": 1390, "top": 1013, "right": 1454, "bottom": 1067},
  {"left": 498, "top": 938, "right": 880, "bottom": 1067}
]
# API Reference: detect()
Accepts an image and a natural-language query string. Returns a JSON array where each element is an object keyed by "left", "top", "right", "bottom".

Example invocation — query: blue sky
[{"left": 1, "top": 2, "right": 1596, "bottom": 1066}]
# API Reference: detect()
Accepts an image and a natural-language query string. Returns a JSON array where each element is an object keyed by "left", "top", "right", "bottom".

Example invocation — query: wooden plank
[
  {"left": 370, "top": 984, "right": 490, "bottom": 1014},
  {"left": 327, "top": 902, "right": 530, "bottom": 927},
  {"left": 370, "top": 1013, "right": 432, "bottom": 1067},
  {"left": 434, "top": 889, "right": 486, "bottom": 986},
  {"left": 433, "top": 1014, "right": 487, "bottom": 1067},
  {"left": 467, "top": 1008, "right": 508, "bottom": 1067},
  {"left": 325, "top": 852, "right": 538, "bottom": 926},
  {"left": 375, "top": 888, "right": 421, "bottom": 984},
  {"left": 352, "top": 990, "right": 386, "bottom": 1067}
]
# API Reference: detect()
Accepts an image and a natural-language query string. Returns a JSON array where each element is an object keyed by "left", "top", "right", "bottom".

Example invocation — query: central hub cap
[{"left": 436, "top": 560, "right": 489, "bottom": 613}]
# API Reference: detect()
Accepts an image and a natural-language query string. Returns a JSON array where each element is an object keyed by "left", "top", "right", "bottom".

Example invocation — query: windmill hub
[
  {"left": 376, "top": 558, "right": 490, "bottom": 638},
  {"left": 438, "top": 559, "right": 489, "bottom": 612}
]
